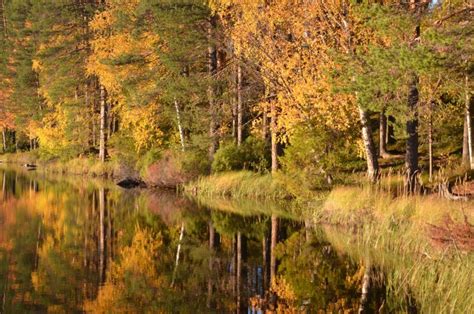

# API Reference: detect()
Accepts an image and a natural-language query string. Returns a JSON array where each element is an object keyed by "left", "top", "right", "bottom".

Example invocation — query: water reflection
[{"left": 0, "top": 166, "right": 387, "bottom": 313}]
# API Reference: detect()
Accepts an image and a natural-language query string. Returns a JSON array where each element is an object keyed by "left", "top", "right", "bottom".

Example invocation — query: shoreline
[{"left": 0, "top": 160, "right": 472, "bottom": 312}]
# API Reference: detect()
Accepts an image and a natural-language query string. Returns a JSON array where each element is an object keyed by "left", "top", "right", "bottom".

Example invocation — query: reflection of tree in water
[
  {"left": 0, "top": 169, "right": 171, "bottom": 312},
  {"left": 272, "top": 228, "right": 386, "bottom": 313},
  {"left": 0, "top": 168, "right": 389, "bottom": 313}
]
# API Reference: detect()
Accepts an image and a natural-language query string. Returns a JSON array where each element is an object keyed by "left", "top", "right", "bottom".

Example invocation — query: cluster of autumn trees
[{"left": 0, "top": 0, "right": 472, "bottom": 186}]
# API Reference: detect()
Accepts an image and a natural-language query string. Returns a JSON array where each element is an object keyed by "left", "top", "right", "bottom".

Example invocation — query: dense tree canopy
[{"left": 0, "top": 0, "right": 472, "bottom": 186}]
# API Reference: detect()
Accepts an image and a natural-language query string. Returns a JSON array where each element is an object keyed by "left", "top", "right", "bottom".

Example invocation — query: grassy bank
[
  {"left": 184, "top": 171, "right": 291, "bottom": 200},
  {"left": 316, "top": 185, "right": 473, "bottom": 231},
  {"left": 312, "top": 186, "right": 474, "bottom": 313},
  {"left": 188, "top": 171, "right": 473, "bottom": 312},
  {"left": 325, "top": 225, "right": 473, "bottom": 313},
  {"left": 0, "top": 152, "right": 120, "bottom": 178}
]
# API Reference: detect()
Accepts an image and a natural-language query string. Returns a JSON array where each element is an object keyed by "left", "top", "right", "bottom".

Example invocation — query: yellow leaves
[
  {"left": 116, "top": 226, "right": 162, "bottom": 275},
  {"left": 89, "top": 10, "right": 115, "bottom": 34},
  {"left": 119, "top": 102, "right": 164, "bottom": 152},
  {"left": 87, "top": 0, "right": 167, "bottom": 153},
  {"left": 26, "top": 119, "right": 40, "bottom": 139},
  {"left": 270, "top": 276, "right": 299, "bottom": 313},
  {"left": 31, "top": 59, "right": 42, "bottom": 72},
  {"left": 0, "top": 111, "right": 15, "bottom": 129},
  {"left": 215, "top": 0, "right": 361, "bottom": 137},
  {"left": 84, "top": 226, "right": 165, "bottom": 313},
  {"left": 35, "top": 107, "right": 70, "bottom": 156},
  {"left": 87, "top": 0, "right": 162, "bottom": 96},
  {"left": 87, "top": 30, "right": 161, "bottom": 95}
]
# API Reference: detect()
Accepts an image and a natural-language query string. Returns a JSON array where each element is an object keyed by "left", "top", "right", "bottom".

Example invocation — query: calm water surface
[{"left": 0, "top": 166, "right": 395, "bottom": 313}]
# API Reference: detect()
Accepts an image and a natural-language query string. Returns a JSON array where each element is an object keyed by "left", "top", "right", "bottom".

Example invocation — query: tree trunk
[
  {"left": 2, "top": 128, "right": 6, "bottom": 152},
  {"left": 263, "top": 108, "right": 269, "bottom": 145},
  {"left": 12, "top": 131, "right": 16, "bottom": 152},
  {"left": 465, "top": 73, "right": 473, "bottom": 170},
  {"left": 359, "top": 107, "right": 379, "bottom": 182},
  {"left": 429, "top": 102, "right": 434, "bottom": 182},
  {"left": 463, "top": 113, "right": 470, "bottom": 167},
  {"left": 406, "top": 75, "right": 419, "bottom": 193},
  {"left": 98, "top": 84, "right": 107, "bottom": 162},
  {"left": 358, "top": 260, "right": 371, "bottom": 314},
  {"left": 236, "top": 231, "right": 242, "bottom": 311},
  {"left": 232, "top": 93, "right": 237, "bottom": 141},
  {"left": 207, "top": 222, "right": 215, "bottom": 309},
  {"left": 270, "top": 214, "right": 278, "bottom": 284},
  {"left": 379, "top": 110, "right": 389, "bottom": 158},
  {"left": 1, "top": 0, "right": 7, "bottom": 37},
  {"left": 98, "top": 188, "right": 106, "bottom": 284},
  {"left": 262, "top": 233, "right": 269, "bottom": 293},
  {"left": 174, "top": 98, "right": 185, "bottom": 152},
  {"left": 237, "top": 63, "right": 243, "bottom": 146},
  {"left": 171, "top": 222, "right": 185, "bottom": 287},
  {"left": 386, "top": 115, "right": 393, "bottom": 145},
  {"left": 208, "top": 15, "right": 218, "bottom": 160},
  {"left": 271, "top": 101, "right": 278, "bottom": 173}
]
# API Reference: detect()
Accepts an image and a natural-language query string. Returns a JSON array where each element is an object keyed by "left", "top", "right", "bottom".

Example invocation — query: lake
[{"left": 0, "top": 165, "right": 415, "bottom": 313}]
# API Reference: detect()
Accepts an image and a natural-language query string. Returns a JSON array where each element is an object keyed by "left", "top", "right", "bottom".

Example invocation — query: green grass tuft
[{"left": 184, "top": 171, "right": 291, "bottom": 200}]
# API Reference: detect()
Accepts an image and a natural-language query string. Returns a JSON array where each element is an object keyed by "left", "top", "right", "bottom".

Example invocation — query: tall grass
[
  {"left": 313, "top": 185, "right": 474, "bottom": 313},
  {"left": 193, "top": 196, "right": 297, "bottom": 219},
  {"left": 324, "top": 225, "right": 474, "bottom": 313},
  {"left": 318, "top": 185, "right": 473, "bottom": 228},
  {"left": 45, "top": 157, "right": 119, "bottom": 177},
  {"left": 0, "top": 151, "right": 39, "bottom": 164},
  {"left": 184, "top": 171, "right": 291, "bottom": 200},
  {"left": 1, "top": 152, "right": 119, "bottom": 178}
]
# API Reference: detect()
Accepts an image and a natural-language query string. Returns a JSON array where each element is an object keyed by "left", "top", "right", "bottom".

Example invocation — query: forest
[
  {"left": 0, "top": 0, "right": 473, "bottom": 313},
  {"left": 0, "top": 0, "right": 472, "bottom": 192}
]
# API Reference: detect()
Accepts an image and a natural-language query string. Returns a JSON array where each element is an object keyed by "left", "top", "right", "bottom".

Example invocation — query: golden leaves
[
  {"left": 87, "top": 1, "right": 162, "bottom": 95},
  {"left": 87, "top": 0, "right": 166, "bottom": 152},
  {"left": 216, "top": 0, "right": 359, "bottom": 137},
  {"left": 84, "top": 226, "right": 165, "bottom": 313},
  {"left": 120, "top": 102, "right": 164, "bottom": 152}
]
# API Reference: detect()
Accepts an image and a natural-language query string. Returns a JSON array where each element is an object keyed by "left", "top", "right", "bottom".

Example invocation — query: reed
[
  {"left": 324, "top": 224, "right": 474, "bottom": 313},
  {"left": 315, "top": 181, "right": 474, "bottom": 313},
  {"left": 184, "top": 171, "right": 290, "bottom": 200}
]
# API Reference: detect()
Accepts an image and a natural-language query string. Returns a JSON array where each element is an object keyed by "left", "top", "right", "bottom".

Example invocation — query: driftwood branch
[
  {"left": 434, "top": 6, "right": 474, "bottom": 26},
  {"left": 439, "top": 182, "right": 469, "bottom": 201}
]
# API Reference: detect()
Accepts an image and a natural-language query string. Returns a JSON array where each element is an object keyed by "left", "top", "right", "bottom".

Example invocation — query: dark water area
[{"left": 0, "top": 166, "right": 393, "bottom": 313}]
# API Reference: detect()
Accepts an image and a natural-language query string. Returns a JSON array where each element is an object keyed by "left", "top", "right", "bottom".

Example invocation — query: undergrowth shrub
[
  {"left": 212, "top": 137, "right": 269, "bottom": 173},
  {"left": 142, "top": 149, "right": 210, "bottom": 187},
  {"left": 279, "top": 125, "right": 362, "bottom": 197}
]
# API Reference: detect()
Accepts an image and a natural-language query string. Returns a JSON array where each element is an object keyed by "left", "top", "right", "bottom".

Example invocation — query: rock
[{"left": 116, "top": 178, "right": 145, "bottom": 189}]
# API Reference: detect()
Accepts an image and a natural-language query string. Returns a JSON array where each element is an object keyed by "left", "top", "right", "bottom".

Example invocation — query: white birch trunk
[
  {"left": 174, "top": 98, "right": 185, "bottom": 152},
  {"left": 466, "top": 73, "right": 473, "bottom": 170},
  {"left": 237, "top": 64, "right": 243, "bottom": 146},
  {"left": 171, "top": 222, "right": 185, "bottom": 287},
  {"left": 99, "top": 85, "right": 107, "bottom": 162}
]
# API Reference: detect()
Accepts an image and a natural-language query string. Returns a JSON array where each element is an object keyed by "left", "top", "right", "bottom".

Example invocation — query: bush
[
  {"left": 137, "top": 148, "right": 162, "bottom": 177},
  {"left": 142, "top": 149, "right": 210, "bottom": 187},
  {"left": 211, "top": 137, "right": 269, "bottom": 173},
  {"left": 181, "top": 148, "right": 212, "bottom": 176},
  {"left": 109, "top": 131, "right": 140, "bottom": 166},
  {"left": 279, "top": 125, "right": 361, "bottom": 196}
]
